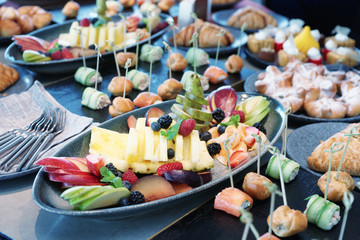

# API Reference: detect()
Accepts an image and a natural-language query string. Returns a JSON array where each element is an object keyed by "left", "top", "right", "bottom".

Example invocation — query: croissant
[
  {"left": 254, "top": 65, "right": 292, "bottom": 95},
  {"left": 270, "top": 87, "right": 305, "bottom": 112},
  {"left": 307, "top": 123, "right": 360, "bottom": 176},
  {"left": 227, "top": 6, "right": 277, "bottom": 29},
  {"left": 337, "top": 86, "right": 360, "bottom": 117},
  {"left": 304, "top": 98, "right": 347, "bottom": 119},
  {"left": 174, "top": 19, "right": 234, "bottom": 48}
]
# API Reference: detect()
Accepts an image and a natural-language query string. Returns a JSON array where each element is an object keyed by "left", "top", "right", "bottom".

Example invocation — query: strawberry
[
  {"left": 229, "top": 150, "right": 249, "bottom": 168},
  {"left": 178, "top": 119, "right": 196, "bottom": 137},
  {"left": 231, "top": 110, "right": 245, "bottom": 123},
  {"left": 80, "top": 18, "right": 90, "bottom": 27},
  {"left": 157, "top": 162, "right": 183, "bottom": 176},
  {"left": 244, "top": 127, "right": 259, "bottom": 148},
  {"left": 51, "top": 50, "right": 63, "bottom": 60},
  {"left": 61, "top": 48, "right": 73, "bottom": 59},
  {"left": 122, "top": 170, "right": 138, "bottom": 184}
]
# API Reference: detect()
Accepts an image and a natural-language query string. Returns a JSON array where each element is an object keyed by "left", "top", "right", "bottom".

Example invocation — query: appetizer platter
[
  {"left": 0, "top": 64, "right": 33, "bottom": 98},
  {"left": 244, "top": 63, "right": 360, "bottom": 123},
  {"left": 32, "top": 91, "right": 286, "bottom": 220},
  {"left": 211, "top": 7, "right": 289, "bottom": 33},
  {"left": 287, "top": 122, "right": 360, "bottom": 185},
  {"left": 4, "top": 13, "right": 172, "bottom": 74}
]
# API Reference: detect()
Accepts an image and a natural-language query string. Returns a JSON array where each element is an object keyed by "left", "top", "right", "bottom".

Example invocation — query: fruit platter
[
  {"left": 32, "top": 91, "right": 285, "bottom": 219},
  {"left": 4, "top": 12, "right": 172, "bottom": 74}
]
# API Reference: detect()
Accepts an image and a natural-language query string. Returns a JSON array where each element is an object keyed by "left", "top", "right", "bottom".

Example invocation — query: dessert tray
[
  {"left": 286, "top": 122, "right": 360, "bottom": 185},
  {"left": 4, "top": 13, "right": 172, "bottom": 74},
  {"left": 32, "top": 92, "right": 285, "bottom": 220},
  {"left": 211, "top": 8, "right": 289, "bottom": 33}
]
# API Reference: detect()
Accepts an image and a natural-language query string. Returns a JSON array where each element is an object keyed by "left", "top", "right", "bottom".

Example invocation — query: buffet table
[{"left": 0, "top": 2, "right": 359, "bottom": 240}]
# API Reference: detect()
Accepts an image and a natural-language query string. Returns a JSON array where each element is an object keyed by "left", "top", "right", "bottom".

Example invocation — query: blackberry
[
  {"left": 151, "top": 122, "right": 161, "bottom": 132},
  {"left": 200, "top": 131, "right": 212, "bottom": 142},
  {"left": 167, "top": 148, "right": 175, "bottom": 159},
  {"left": 212, "top": 108, "right": 225, "bottom": 123},
  {"left": 253, "top": 122, "right": 266, "bottom": 135},
  {"left": 45, "top": 51, "right": 51, "bottom": 57},
  {"left": 218, "top": 125, "right": 227, "bottom": 135},
  {"left": 137, "top": 22, "right": 146, "bottom": 29},
  {"left": 90, "top": 17, "right": 99, "bottom": 24},
  {"left": 157, "top": 114, "right": 172, "bottom": 129},
  {"left": 122, "top": 180, "right": 132, "bottom": 190},
  {"left": 119, "top": 197, "right": 130, "bottom": 206},
  {"left": 105, "top": 163, "right": 122, "bottom": 177},
  {"left": 88, "top": 44, "right": 96, "bottom": 50},
  {"left": 129, "top": 191, "right": 145, "bottom": 205},
  {"left": 207, "top": 143, "right": 221, "bottom": 156}
]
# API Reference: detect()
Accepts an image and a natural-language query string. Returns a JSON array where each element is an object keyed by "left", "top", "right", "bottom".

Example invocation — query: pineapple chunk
[
  {"left": 88, "top": 26, "right": 99, "bottom": 47},
  {"left": 144, "top": 127, "right": 155, "bottom": 161},
  {"left": 125, "top": 128, "right": 138, "bottom": 162},
  {"left": 190, "top": 130, "right": 201, "bottom": 163},
  {"left": 183, "top": 135, "right": 191, "bottom": 161},
  {"left": 158, "top": 135, "right": 168, "bottom": 162},
  {"left": 68, "top": 21, "right": 80, "bottom": 46},
  {"left": 174, "top": 134, "right": 183, "bottom": 161},
  {"left": 98, "top": 26, "right": 108, "bottom": 50},
  {"left": 136, "top": 118, "right": 146, "bottom": 160},
  {"left": 58, "top": 33, "right": 71, "bottom": 47},
  {"left": 81, "top": 27, "right": 90, "bottom": 48}
]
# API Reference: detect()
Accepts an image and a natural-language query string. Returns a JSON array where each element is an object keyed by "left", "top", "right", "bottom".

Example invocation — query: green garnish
[
  {"left": 220, "top": 115, "right": 240, "bottom": 128},
  {"left": 100, "top": 167, "right": 123, "bottom": 188},
  {"left": 161, "top": 120, "right": 183, "bottom": 140}
]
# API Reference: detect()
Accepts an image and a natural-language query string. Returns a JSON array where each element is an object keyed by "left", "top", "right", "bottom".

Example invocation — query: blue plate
[{"left": 32, "top": 92, "right": 285, "bottom": 220}]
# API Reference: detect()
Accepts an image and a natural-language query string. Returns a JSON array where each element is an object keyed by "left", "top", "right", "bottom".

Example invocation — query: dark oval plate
[
  {"left": 211, "top": 8, "right": 289, "bottom": 33},
  {"left": 286, "top": 122, "right": 360, "bottom": 186},
  {"left": 5, "top": 13, "right": 172, "bottom": 74},
  {"left": 211, "top": 0, "right": 240, "bottom": 11},
  {"left": 162, "top": 27, "right": 248, "bottom": 56},
  {"left": 0, "top": 65, "right": 34, "bottom": 98},
  {"left": 244, "top": 64, "right": 360, "bottom": 124},
  {"left": 32, "top": 92, "right": 285, "bottom": 220}
]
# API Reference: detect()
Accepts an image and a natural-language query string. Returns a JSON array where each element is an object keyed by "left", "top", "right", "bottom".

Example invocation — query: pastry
[
  {"left": 278, "top": 49, "right": 307, "bottom": 67},
  {"left": 254, "top": 65, "right": 292, "bottom": 95},
  {"left": 307, "top": 123, "right": 360, "bottom": 176},
  {"left": 109, "top": 97, "right": 134, "bottom": 117},
  {"left": 326, "top": 47, "right": 359, "bottom": 67},
  {"left": 337, "top": 86, "right": 360, "bottom": 117},
  {"left": 258, "top": 47, "right": 275, "bottom": 62},
  {"left": 62, "top": 1, "right": 80, "bottom": 18},
  {"left": 0, "top": 19, "right": 21, "bottom": 37},
  {"left": 17, "top": 15, "right": 34, "bottom": 33},
  {"left": 247, "top": 32, "right": 274, "bottom": 54},
  {"left": 116, "top": 52, "right": 137, "bottom": 68},
  {"left": 225, "top": 54, "right": 244, "bottom": 73},
  {"left": 0, "top": 63, "right": 19, "bottom": 92},
  {"left": 227, "top": 6, "right": 277, "bottom": 29},
  {"left": 307, "top": 47, "right": 322, "bottom": 65},
  {"left": 270, "top": 87, "right": 306, "bottom": 112},
  {"left": 157, "top": 78, "right": 183, "bottom": 100},
  {"left": 274, "top": 30, "right": 285, "bottom": 52},
  {"left": 242, "top": 172, "right": 272, "bottom": 200},
  {"left": 317, "top": 171, "right": 355, "bottom": 202},
  {"left": 0, "top": 6, "right": 18, "bottom": 20},
  {"left": 166, "top": 53, "right": 187, "bottom": 72},
  {"left": 17, "top": 6, "right": 52, "bottom": 29},
  {"left": 108, "top": 76, "right": 133, "bottom": 96},
  {"left": 174, "top": 19, "right": 234, "bottom": 48},
  {"left": 304, "top": 98, "right": 347, "bottom": 119}
]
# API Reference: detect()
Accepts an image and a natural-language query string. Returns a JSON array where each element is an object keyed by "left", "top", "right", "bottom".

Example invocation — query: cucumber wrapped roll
[
  {"left": 127, "top": 70, "right": 150, "bottom": 90},
  {"left": 140, "top": 44, "right": 163, "bottom": 62},
  {"left": 81, "top": 87, "right": 111, "bottom": 110},
  {"left": 304, "top": 194, "right": 341, "bottom": 230},
  {"left": 185, "top": 48, "right": 209, "bottom": 67},
  {"left": 75, "top": 67, "right": 103, "bottom": 86},
  {"left": 265, "top": 154, "right": 300, "bottom": 183}
]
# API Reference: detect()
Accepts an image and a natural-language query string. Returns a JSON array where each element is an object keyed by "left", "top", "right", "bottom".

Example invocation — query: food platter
[
  {"left": 32, "top": 92, "right": 286, "bottom": 220},
  {"left": 162, "top": 27, "right": 248, "bottom": 56},
  {"left": 4, "top": 13, "right": 172, "bottom": 74},
  {"left": 244, "top": 65, "right": 360, "bottom": 124},
  {"left": 0, "top": 65, "right": 34, "bottom": 98},
  {"left": 211, "top": 8, "right": 289, "bottom": 33},
  {"left": 286, "top": 122, "right": 360, "bottom": 186}
]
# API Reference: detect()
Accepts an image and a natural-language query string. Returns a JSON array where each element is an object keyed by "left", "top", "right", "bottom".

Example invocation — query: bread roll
[
  {"left": 242, "top": 172, "right": 272, "bottom": 200},
  {"left": 317, "top": 171, "right": 355, "bottom": 202},
  {"left": 108, "top": 76, "right": 133, "bottom": 96},
  {"left": 157, "top": 78, "right": 183, "bottom": 100},
  {"left": 109, "top": 97, "right": 135, "bottom": 117}
]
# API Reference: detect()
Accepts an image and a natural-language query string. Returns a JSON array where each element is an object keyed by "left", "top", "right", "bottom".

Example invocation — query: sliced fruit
[
  {"left": 171, "top": 104, "right": 192, "bottom": 120},
  {"left": 127, "top": 115, "right": 137, "bottom": 129},
  {"left": 136, "top": 118, "right": 146, "bottom": 160},
  {"left": 185, "top": 92, "right": 208, "bottom": 105},
  {"left": 174, "top": 134, "right": 184, "bottom": 161},
  {"left": 183, "top": 106, "right": 213, "bottom": 122},
  {"left": 170, "top": 182, "right": 193, "bottom": 194},
  {"left": 125, "top": 128, "right": 138, "bottom": 162},
  {"left": 37, "top": 157, "right": 79, "bottom": 170},
  {"left": 144, "top": 126, "right": 155, "bottom": 161},
  {"left": 176, "top": 95, "right": 202, "bottom": 110},
  {"left": 48, "top": 173, "right": 102, "bottom": 185},
  {"left": 190, "top": 130, "right": 201, "bottom": 163},
  {"left": 158, "top": 134, "right": 168, "bottom": 162},
  {"left": 60, "top": 186, "right": 85, "bottom": 200},
  {"left": 244, "top": 97, "right": 270, "bottom": 121},
  {"left": 229, "top": 150, "right": 249, "bottom": 168},
  {"left": 86, "top": 154, "right": 105, "bottom": 177},
  {"left": 244, "top": 107, "right": 270, "bottom": 127},
  {"left": 163, "top": 170, "right": 203, "bottom": 187},
  {"left": 145, "top": 107, "right": 165, "bottom": 126}
]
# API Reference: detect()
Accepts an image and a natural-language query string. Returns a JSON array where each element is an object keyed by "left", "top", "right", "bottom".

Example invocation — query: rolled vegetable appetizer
[
  {"left": 127, "top": 69, "right": 150, "bottom": 90},
  {"left": 75, "top": 67, "right": 103, "bottom": 86},
  {"left": 304, "top": 194, "right": 341, "bottom": 230},
  {"left": 214, "top": 187, "right": 253, "bottom": 217},
  {"left": 265, "top": 154, "right": 300, "bottom": 183},
  {"left": 204, "top": 66, "right": 228, "bottom": 84},
  {"left": 185, "top": 47, "right": 209, "bottom": 67},
  {"left": 139, "top": 44, "right": 164, "bottom": 62},
  {"left": 81, "top": 87, "right": 111, "bottom": 110}
]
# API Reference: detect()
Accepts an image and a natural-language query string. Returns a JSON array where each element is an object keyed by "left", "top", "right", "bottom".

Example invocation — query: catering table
[{"left": 0, "top": 3, "right": 359, "bottom": 240}]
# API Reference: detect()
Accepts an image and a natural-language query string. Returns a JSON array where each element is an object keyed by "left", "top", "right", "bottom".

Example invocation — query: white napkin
[{"left": 0, "top": 81, "right": 94, "bottom": 173}]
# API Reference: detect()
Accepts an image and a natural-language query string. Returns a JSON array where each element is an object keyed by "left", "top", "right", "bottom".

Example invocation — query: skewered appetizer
[
  {"left": 62, "top": 1, "right": 80, "bottom": 18},
  {"left": 127, "top": 70, "right": 150, "bottom": 90},
  {"left": 174, "top": 19, "right": 234, "bottom": 48},
  {"left": 266, "top": 154, "right": 300, "bottom": 183},
  {"left": 81, "top": 87, "right": 111, "bottom": 110},
  {"left": 133, "top": 92, "right": 163, "bottom": 108},
  {"left": 109, "top": 96, "right": 134, "bottom": 117},
  {"left": 227, "top": 6, "right": 277, "bottom": 29},
  {"left": 225, "top": 54, "right": 244, "bottom": 73},
  {"left": 185, "top": 48, "right": 209, "bottom": 67},
  {"left": 166, "top": 52, "right": 187, "bottom": 72},
  {"left": 317, "top": 171, "right": 355, "bottom": 202},
  {"left": 304, "top": 194, "right": 340, "bottom": 230},
  {"left": 108, "top": 76, "right": 133, "bottom": 96},
  {"left": 157, "top": 78, "right": 183, "bottom": 100},
  {"left": 214, "top": 187, "right": 253, "bottom": 217},
  {"left": 204, "top": 66, "right": 228, "bottom": 84},
  {"left": 242, "top": 172, "right": 272, "bottom": 200},
  {"left": 140, "top": 44, "right": 164, "bottom": 63},
  {"left": 74, "top": 67, "right": 103, "bottom": 86},
  {"left": 116, "top": 52, "right": 137, "bottom": 68}
]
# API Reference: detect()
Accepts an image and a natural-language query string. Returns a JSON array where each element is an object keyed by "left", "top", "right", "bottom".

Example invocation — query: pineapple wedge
[
  {"left": 68, "top": 21, "right": 80, "bottom": 47},
  {"left": 136, "top": 118, "right": 146, "bottom": 160},
  {"left": 88, "top": 26, "right": 99, "bottom": 47},
  {"left": 158, "top": 135, "right": 168, "bottom": 162},
  {"left": 174, "top": 134, "right": 183, "bottom": 161},
  {"left": 125, "top": 128, "right": 138, "bottom": 162},
  {"left": 98, "top": 26, "right": 108, "bottom": 50},
  {"left": 81, "top": 27, "right": 90, "bottom": 48},
  {"left": 144, "top": 127, "right": 155, "bottom": 161},
  {"left": 190, "top": 130, "right": 200, "bottom": 163}
]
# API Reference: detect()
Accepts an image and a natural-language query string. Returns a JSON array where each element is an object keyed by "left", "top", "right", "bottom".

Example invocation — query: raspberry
[
  {"left": 129, "top": 191, "right": 145, "bottom": 205},
  {"left": 212, "top": 108, "right": 225, "bottom": 123},
  {"left": 218, "top": 125, "right": 227, "bottom": 135},
  {"left": 50, "top": 50, "right": 62, "bottom": 60},
  {"left": 207, "top": 143, "right": 221, "bottom": 156},
  {"left": 157, "top": 114, "right": 172, "bottom": 129},
  {"left": 178, "top": 119, "right": 196, "bottom": 137},
  {"left": 80, "top": 18, "right": 90, "bottom": 27},
  {"left": 157, "top": 162, "right": 183, "bottom": 176},
  {"left": 151, "top": 122, "right": 161, "bottom": 132},
  {"left": 122, "top": 170, "right": 138, "bottom": 184},
  {"left": 105, "top": 163, "right": 122, "bottom": 177},
  {"left": 200, "top": 131, "right": 212, "bottom": 142},
  {"left": 253, "top": 122, "right": 266, "bottom": 135}
]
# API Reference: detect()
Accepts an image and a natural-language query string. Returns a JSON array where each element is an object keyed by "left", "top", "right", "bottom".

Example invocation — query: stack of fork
[{"left": 0, "top": 107, "right": 66, "bottom": 172}]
